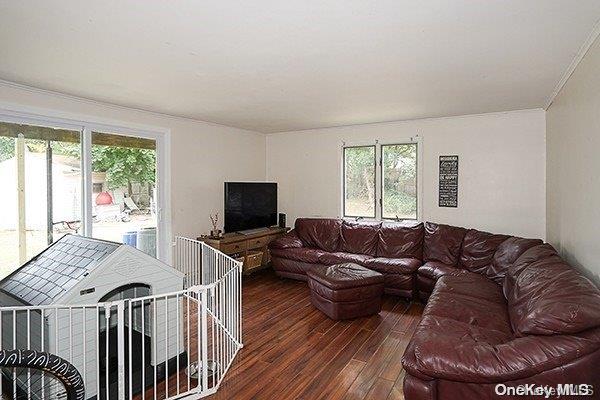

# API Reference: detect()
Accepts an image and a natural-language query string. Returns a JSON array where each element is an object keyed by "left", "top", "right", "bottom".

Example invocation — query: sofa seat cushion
[
  {"left": 270, "top": 247, "right": 325, "bottom": 264},
  {"left": 402, "top": 314, "right": 600, "bottom": 383},
  {"left": 418, "top": 261, "right": 464, "bottom": 281},
  {"left": 340, "top": 219, "right": 381, "bottom": 256},
  {"left": 363, "top": 257, "right": 421, "bottom": 274},
  {"left": 425, "top": 275, "right": 512, "bottom": 334},
  {"left": 402, "top": 314, "right": 512, "bottom": 381},
  {"left": 434, "top": 272, "right": 505, "bottom": 302},
  {"left": 318, "top": 252, "right": 372, "bottom": 266}
]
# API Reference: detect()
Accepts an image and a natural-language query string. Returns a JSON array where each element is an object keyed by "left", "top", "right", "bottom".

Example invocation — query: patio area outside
[{"left": 0, "top": 213, "right": 156, "bottom": 279}]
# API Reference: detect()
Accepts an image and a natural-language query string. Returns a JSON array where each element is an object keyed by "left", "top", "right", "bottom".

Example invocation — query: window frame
[
  {"left": 380, "top": 142, "right": 419, "bottom": 221},
  {"left": 0, "top": 105, "right": 172, "bottom": 264},
  {"left": 342, "top": 144, "right": 377, "bottom": 219},
  {"left": 341, "top": 137, "right": 422, "bottom": 221}
]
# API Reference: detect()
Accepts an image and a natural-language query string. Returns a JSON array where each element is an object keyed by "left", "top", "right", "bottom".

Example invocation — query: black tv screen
[{"left": 224, "top": 182, "right": 277, "bottom": 233}]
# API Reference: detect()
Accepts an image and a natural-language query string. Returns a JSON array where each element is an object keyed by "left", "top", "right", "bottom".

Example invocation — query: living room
[{"left": 0, "top": 1, "right": 599, "bottom": 400}]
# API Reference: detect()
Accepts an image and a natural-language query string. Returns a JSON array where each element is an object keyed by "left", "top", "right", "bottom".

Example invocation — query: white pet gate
[{"left": 0, "top": 236, "right": 243, "bottom": 400}]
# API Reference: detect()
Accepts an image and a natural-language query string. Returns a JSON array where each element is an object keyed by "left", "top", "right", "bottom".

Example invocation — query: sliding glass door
[
  {"left": 90, "top": 131, "right": 158, "bottom": 257},
  {"left": 0, "top": 120, "right": 164, "bottom": 278}
]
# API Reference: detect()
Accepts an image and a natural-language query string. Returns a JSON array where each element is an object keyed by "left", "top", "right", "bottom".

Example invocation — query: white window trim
[
  {"left": 340, "top": 135, "right": 423, "bottom": 222},
  {"left": 341, "top": 143, "right": 377, "bottom": 219},
  {"left": 0, "top": 103, "right": 173, "bottom": 264}
]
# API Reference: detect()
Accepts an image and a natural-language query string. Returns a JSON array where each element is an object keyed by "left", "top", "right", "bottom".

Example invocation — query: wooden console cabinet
[{"left": 198, "top": 227, "right": 288, "bottom": 274}]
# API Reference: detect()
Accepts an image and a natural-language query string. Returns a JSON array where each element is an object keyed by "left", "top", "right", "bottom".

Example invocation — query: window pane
[
  {"left": 91, "top": 132, "right": 158, "bottom": 257},
  {"left": 382, "top": 143, "right": 417, "bottom": 220},
  {"left": 344, "top": 146, "right": 375, "bottom": 217},
  {"left": 0, "top": 122, "right": 81, "bottom": 279}
]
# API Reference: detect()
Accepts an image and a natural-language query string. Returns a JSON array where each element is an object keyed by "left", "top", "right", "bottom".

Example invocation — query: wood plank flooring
[{"left": 209, "top": 269, "right": 424, "bottom": 400}]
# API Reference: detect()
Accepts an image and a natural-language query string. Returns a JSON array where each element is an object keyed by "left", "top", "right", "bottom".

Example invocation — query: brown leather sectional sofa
[
  {"left": 270, "top": 218, "right": 423, "bottom": 298},
  {"left": 269, "top": 218, "right": 600, "bottom": 399}
]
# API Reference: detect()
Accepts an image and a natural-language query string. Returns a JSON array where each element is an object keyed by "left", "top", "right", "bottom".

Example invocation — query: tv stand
[
  {"left": 198, "top": 226, "right": 289, "bottom": 274},
  {"left": 238, "top": 227, "right": 270, "bottom": 235}
]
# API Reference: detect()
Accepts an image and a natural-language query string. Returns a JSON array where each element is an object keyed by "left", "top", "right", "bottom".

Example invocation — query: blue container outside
[
  {"left": 137, "top": 227, "right": 157, "bottom": 258},
  {"left": 122, "top": 231, "right": 138, "bottom": 247}
]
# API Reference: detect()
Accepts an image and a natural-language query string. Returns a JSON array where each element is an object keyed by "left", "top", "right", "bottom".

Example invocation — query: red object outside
[{"left": 95, "top": 191, "right": 113, "bottom": 205}]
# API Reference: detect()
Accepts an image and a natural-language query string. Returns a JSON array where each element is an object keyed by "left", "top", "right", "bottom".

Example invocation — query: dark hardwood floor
[{"left": 209, "top": 269, "right": 424, "bottom": 400}]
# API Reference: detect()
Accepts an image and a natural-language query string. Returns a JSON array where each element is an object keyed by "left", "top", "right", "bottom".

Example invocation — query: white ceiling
[{"left": 1, "top": 1, "right": 599, "bottom": 133}]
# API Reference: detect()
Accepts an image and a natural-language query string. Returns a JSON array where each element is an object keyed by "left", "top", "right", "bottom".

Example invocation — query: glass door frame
[{"left": 0, "top": 105, "right": 172, "bottom": 264}]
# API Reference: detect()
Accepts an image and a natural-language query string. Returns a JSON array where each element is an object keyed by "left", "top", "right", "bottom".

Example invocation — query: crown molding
[
  {"left": 0, "top": 79, "right": 264, "bottom": 134},
  {"left": 267, "top": 108, "right": 545, "bottom": 135},
  {"left": 545, "top": 18, "right": 600, "bottom": 110}
]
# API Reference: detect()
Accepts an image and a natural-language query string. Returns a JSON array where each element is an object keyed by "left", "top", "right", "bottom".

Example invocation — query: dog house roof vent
[{"left": 0, "top": 235, "right": 120, "bottom": 306}]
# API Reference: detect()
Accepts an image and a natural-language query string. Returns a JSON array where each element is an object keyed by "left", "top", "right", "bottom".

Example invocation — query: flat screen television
[{"left": 224, "top": 182, "right": 277, "bottom": 233}]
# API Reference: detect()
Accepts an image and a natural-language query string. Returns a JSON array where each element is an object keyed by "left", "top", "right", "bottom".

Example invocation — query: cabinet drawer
[
  {"left": 247, "top": 236, "right": 269, "bottom": 250},
  {"left": 245, "top": 251, "right": 264, "bottom": 271},
  {"left": 220, "top": 241, "right": 247, "bottom": 254}
]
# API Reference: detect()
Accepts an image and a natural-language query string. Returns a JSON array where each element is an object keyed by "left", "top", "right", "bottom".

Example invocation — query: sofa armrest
[
  {"left": 402, "top": 327, "right": 600, "bottom": 383},
  {"left": 269, "top": 230, "right": 304, "bottom": 250}
]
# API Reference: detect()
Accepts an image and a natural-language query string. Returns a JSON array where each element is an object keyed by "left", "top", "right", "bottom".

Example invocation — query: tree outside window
[
  {"left": 382, "top": 144, "right": 417, "bottom": 220},
  {"left": 344, "top": 146, "right": 375, "bottom": 218}
]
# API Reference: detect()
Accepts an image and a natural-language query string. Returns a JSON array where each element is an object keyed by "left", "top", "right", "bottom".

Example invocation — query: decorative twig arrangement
[
  {"left": 209, "top": 212, "right": 222, "bottom": 237},
  {"left": 210, "top": 212, "right": 219, "bottom": 231}
]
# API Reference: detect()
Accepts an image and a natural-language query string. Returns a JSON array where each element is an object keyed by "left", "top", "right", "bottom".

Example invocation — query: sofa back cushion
[
  {"left": 340, "top": 220, "right": 381, "bottom": 256},
  {"left": 459, "top": 229, "right": 510, "bottom": 281},
  {"left": 423, "top": 222, "right": 467, "bottom": 265},
  {"left": 491, "top": 236, "right": 543, "bottom": 284},
  {"left": 503, "top": 244, "right": 560, "bottom": 298},
  {"left": 508, "top": 257, "right": 600, "bottom": 335},
  {"left": 377, "top": 222, "right": 423, "bottom": 259},
  {"left": 294, "top": 218, "right": 341, "bottom": 252}
]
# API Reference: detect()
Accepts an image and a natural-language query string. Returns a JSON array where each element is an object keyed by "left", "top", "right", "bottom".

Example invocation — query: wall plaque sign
[{"left": 439, "top": 155, "right": 458, "bottom": 207}]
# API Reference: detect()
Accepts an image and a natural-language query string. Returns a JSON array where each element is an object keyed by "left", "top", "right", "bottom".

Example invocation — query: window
[
  {"left": 343, "top": 146, "right": 376, "bottom": 218},
  {"left": 343, "top": 141, "right": 419, "bottom": 220},
  {"left": 382, "top": 143, "right": 417, "bottom": 220}
]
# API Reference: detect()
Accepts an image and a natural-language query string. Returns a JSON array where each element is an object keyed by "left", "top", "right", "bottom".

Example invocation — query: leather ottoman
[{"left": 307, "top": 263, "right": 385, "bottom": 320}]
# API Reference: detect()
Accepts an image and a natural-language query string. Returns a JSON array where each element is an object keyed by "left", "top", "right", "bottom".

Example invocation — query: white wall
[
  {"left": 0, "top": 82, "right": 266, "bottom": 242},
  {"left": 546, "top": 36, "right": 600, "bottom": 283},
  {"left": 0, "top": 82, "right": 550, "bottom": 252},
  {"left": 267, "top": 109, "right": 546, "bottom": 239}
]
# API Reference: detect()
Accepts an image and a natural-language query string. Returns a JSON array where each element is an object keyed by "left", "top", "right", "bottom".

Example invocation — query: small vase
[{"left": 210, "top": 229, "right": 222, "bottom": 238}]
